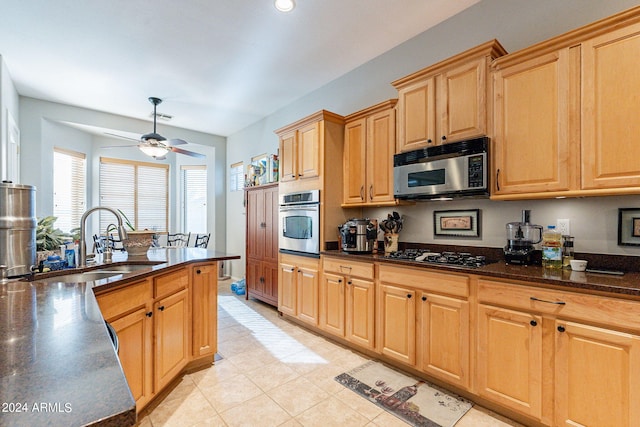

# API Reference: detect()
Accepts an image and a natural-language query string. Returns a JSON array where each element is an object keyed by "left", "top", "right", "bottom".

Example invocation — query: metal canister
[{"left": 0, "top": 182, "right": 37, "bottom": 277}]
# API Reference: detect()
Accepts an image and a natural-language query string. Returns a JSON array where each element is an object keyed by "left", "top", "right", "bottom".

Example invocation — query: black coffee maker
[{"left": 504, "top": 210, "right": 543, "bottom": 265}]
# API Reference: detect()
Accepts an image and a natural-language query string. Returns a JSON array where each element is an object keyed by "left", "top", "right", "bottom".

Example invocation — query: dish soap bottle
[{"left": 542, "top": 225, "right": 562, "bottom": 269}]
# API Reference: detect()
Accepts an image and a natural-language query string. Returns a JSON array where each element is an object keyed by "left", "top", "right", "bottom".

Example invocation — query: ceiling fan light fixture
[
  {"left": 274, "top": 0, "right": 295, "bottom": 12},
  {"left": 139, "top": 144, "right": 169, "bottom": 159}
]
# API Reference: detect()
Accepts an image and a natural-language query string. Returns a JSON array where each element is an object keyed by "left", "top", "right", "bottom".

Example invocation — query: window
[
  {"left": 182, "top": 165, "right": 207, "bottom": 233},
  {"left": 53, "top": 148, "right": 86, "bottom": 233},
  {"left": 99, "top": 157, "right": 168, "bottom": 232},
  {"left": 230, "top": 161, "right": 244, "bottom": 191}
]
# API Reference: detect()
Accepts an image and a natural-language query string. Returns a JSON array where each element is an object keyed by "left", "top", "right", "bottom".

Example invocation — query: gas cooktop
[{"left": 384, "top": 249, "right": 488, "bottom": 268}]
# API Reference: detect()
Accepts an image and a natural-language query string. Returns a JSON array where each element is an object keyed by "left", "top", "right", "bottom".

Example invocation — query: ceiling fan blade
[
  {"left": 102, "top": 144, "right": 140, "bottom": 149},
  {"left": 170, "top": 146, "right": 205, "bottom": 158},
  {"left": 168, "top": 138, "right": 187, "bottom": 146},
  {"left": 104, "top": 132, "right": 141, "bottom": 142}
]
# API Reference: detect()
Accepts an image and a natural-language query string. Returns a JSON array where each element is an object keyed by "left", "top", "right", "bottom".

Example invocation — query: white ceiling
[{"left": 0, "top": 0, "right": 479, "bottom": 137}]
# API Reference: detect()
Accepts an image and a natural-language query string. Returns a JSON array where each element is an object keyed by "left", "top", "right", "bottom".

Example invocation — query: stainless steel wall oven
[{"left": 278, "top": 190, "right": 320, "bottom": 257}]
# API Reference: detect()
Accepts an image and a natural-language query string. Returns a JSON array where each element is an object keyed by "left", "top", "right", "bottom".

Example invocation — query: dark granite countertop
[
  {"left": 0, "top": 248, "right": 239, "bottom": 427},
  {"left": 322, "top": 250, "right": 640, "bottom": 298}
]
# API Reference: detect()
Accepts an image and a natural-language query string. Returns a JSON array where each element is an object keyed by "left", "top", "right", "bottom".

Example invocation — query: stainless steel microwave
[{"left": 393, "top": 137, "right": 489, "bottom": 200}]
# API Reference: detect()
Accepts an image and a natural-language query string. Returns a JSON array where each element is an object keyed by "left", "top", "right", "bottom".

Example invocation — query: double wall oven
[{"left": 278, "top": 190, "right": 320, "bottom": 257}]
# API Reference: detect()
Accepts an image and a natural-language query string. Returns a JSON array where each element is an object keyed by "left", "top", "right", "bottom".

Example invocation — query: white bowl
[{"left": 570, "top": 260, "right": 588, "bottom": 271}]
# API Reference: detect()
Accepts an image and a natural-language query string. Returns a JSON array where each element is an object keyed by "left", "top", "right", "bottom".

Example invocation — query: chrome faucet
[{"left": 78, "top": 207, "right": 128, "bottom": 268}]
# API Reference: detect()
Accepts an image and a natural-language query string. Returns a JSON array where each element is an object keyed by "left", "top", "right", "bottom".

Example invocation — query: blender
[{"left": 504, "top": 210, "right": 543, "bottom": 265}]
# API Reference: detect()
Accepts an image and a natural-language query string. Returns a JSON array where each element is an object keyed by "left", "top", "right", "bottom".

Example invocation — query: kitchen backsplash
[{"left": 362, "top": 194, "right": 640, "bottom": 257}]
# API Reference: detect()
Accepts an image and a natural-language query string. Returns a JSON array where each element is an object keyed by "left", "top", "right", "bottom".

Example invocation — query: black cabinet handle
[
  {"left": 421, "top": 296, "right": 427, "bottom": 302},
  {"left": 291, "top": 174, "right": 295, "bottom": 178},
  {"left": 369, "top": 185, "right": 373, "bottom": 201},
  {"left": 496, "top": 169, "right": 500, "bottom": 191},
  {"left": 441, "top": 135, "right": 447, "bottom": 141},
  {"left": 360, "top": 185, "right": 364, "bottom": 201},
  {"left": 530, "top": 296, "right": 566, "bottom": 305},
  {"left": 557, "top": 325, "right": 566, "bottom": 333},
  {"left": 146, "top": 312, "right": 153, "bottom": 317},
  {"left": 158, "top": 306, "right": 165, "bottom": 311},
  {"left": 427, "top": 139, "right": 432, "bottom": 144},
  {"left": 530, "top": 320, "right": 538, "bottom": 327},
  {"left": 407, "top": 294, "right": 412, "bottom": 299},
  {"left": 347, "top": 280, "right": 352, "bottom": 285},
  {"left": 196, "top": 269, "right": 201, "bottom": 274}
]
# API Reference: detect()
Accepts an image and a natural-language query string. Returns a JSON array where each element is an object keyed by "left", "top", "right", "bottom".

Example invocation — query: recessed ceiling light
[{"left": 274, "top": 0, "right": 295, "bottom": 12}]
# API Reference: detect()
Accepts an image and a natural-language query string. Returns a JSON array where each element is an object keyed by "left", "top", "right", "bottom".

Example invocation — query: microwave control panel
[{"left": 468, "top": 155, "right": 485, "bottom": 188}]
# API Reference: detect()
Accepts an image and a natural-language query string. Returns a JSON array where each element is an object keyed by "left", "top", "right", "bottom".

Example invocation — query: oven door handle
[{"left": 279, "top": 205, "right": 319, "bottom": 212}]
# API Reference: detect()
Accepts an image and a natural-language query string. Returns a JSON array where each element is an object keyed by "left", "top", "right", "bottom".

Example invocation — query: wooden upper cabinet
[
  {"left": 343, "top": 100, "right": 397, "bottom": 206},
  {"left": 492, "top": 8, "right": 640, "bottom": 199},
  {"left": 279, "top": 131, "right": 297, "bottom": 183},
  {"left": 581, "top": 21, "right": 640, "bottom": 190},
  {"left": 393, "top": 40, "right": 507, "bottom": 152},
  {"left": 492, "top": 48, "right": 579, "bottom": 196},
  {"left": 278, "top": 123, "right": 319, "bottom": 183}
]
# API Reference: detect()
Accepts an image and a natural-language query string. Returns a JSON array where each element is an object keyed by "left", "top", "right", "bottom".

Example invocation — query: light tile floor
[{"left": 138, "top": 279, "right": 524, "bottom": 427}]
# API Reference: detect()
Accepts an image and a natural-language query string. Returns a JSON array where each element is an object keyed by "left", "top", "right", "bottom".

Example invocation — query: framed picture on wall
[
  {"left": 617, "top": 208, "right": 640, "bottom": 246},
  {"left": 434, "top": 209, "right": 480, "bottom": 237}
]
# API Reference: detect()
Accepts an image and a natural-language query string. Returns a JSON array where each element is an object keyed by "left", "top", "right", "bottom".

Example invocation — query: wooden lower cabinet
[
  {"left": 378, "top": 282, "right": 416, "bottom": 365},
  {"left": 191, "top": 263, "right": 218, "bottom": 358},
  {"left": 154, "top": 287, "right": 189, "bottom": 391},
  {"left": 96, "top": 263, "right": 218, "bottom": 413},
  {"left": 477, "top": 303, "right": 543, "bottom": 419},
  {"left": 554, "top": 320, "right": 640, "bottom": 427},
  {"left": 320, "top": 257, "right": 375, "bottom": 350},
  {"left": 419, "top": 291, "right": 470, "bottom": 390},
  {"left": 278, "top": 253, "right": 319, "bottom": 326}
]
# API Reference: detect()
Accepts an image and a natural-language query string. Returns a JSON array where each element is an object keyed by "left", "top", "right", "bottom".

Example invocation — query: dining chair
[
  {"left": 194, "top": 233, "right": 210, "bottom": 248},
  {"left": 167, "top": 232, "right": 191, "bottom": 247}
]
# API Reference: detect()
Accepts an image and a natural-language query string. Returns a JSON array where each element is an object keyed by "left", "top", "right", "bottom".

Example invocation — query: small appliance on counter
[
  {"left": 504, "top": 210, "right": 543, "bottom": 265},
  {"left": 339, "top": 218, "right": 378, "bottom": 253}
]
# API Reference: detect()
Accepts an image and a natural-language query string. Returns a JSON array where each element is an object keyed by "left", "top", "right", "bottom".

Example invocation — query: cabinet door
[
  {"left": 555, "top": 320, "right": 640, "bottom": 427},
  {"left": 320, "top": 272, "right": 345, "bottom": 337},
  {"left": 279, "top": 130, "right": 297, "bottom": 182},
  {"left": 264, "top": 185, "right": 280, "bottom": 264},
  {"left": 298, "top": 122, "right": 321, "bottom": 180},
  {"left": 262, "top": 261, "right": 279, "bottom": 305},
  {"left": 440, "top": 58, "right": 486, "bottom": 142},
  {"left": 397, "top": 77, "right": 436, "bottom": 152},
  {"left": 297, "top": 265, "right": 319, "bottom": 325},
  {"left": 343, "top": 118, "right": 367, "bottom": 204},
  {"left": 477, "top": 304, "right": 542, "bottom": 419},
  {"left": 110, "top": 306, "right": 153, "bottom": 411},
  {"left": 581, "top": 22, "right": 640, "bottom": 190},
  {"left": 378, "top": 283, "right": 416, "bottom": 365},
  {"left": 493, "top": 49, "right": 577, "bottom": 195},
  {"left": 191, "top": 264, "right": 217, "bottom": 358},
  {"left": 278, "top": 262, "right": 297, "bottom": 316},
  {"left": 418, "top": 292, "right": 469, "bottom": 389},
  {"left": 246, "top": 258, "right": 263, "bottom": 297},
  {"left": 155, "top": 288, "right": 189, "bottom": 391},
  {"left": 246, "top": 189, "right": 265, "bottom": 260},
  {"left": 346, "top": 277, "right": 375, "bottom": 350},
  {"left": 367, "top": 108, "right": 396, "bottom": 203}
]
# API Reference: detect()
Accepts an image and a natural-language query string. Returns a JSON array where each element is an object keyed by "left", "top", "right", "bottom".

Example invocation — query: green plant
[
  {"left": 36, "top": 216, "right": 70, "bottom": 251},
  {"left": 117, "top": 209, "right": 136, "bottom": 231}
]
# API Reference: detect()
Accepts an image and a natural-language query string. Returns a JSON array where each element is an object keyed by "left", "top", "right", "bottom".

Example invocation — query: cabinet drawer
[
  {"left": 478, "top": 279, "right": 640, "bottom": 331},
  {"left": 323, "top": 257, "right": 374, "bottom": 279},
  {"left": 154, "top": 268, "right": 189, "bottom": 298},
  {"left": 379, "top": 265, "right": 469, "bottom": 298},
  {"left": 96, "top": 279, "right": 152, "bottom": 321}
]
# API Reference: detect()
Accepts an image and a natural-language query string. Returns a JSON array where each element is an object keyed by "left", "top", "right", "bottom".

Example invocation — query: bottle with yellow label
[{"left": 542, "top": 225, "right": 562, "bottom": 269}]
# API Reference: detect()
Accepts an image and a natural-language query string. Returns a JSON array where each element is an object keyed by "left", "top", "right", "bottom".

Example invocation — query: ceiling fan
[{"left": 103, "top": 97, "right": 205, "bottom": 159}]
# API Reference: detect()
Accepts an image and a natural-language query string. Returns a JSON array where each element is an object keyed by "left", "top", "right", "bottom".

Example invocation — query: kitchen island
[{"left": 0, "top": 248, "right": 239, "bottom": 427}]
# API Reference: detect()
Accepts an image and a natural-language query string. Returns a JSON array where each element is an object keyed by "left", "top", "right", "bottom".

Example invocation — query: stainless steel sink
[
  {"left": 34, "top": 262, "right": 162, "bottom": 283},
  {"left": 35, "top": 271, "right": 125, "bottom": 283}
]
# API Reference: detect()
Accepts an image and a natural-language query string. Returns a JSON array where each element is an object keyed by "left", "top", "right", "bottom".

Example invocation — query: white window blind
[
  {"left": 182, "top": 166, "right": 207, "bottom": 233},
  {"left": 230, "top": 161, "right": 244, "bottom": 192},
  {"left": 53, "top": 148, "right": 86, "bottom": 233},
  {"left": 99, "top": 158, "right": 168, "bottom": 232}
]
